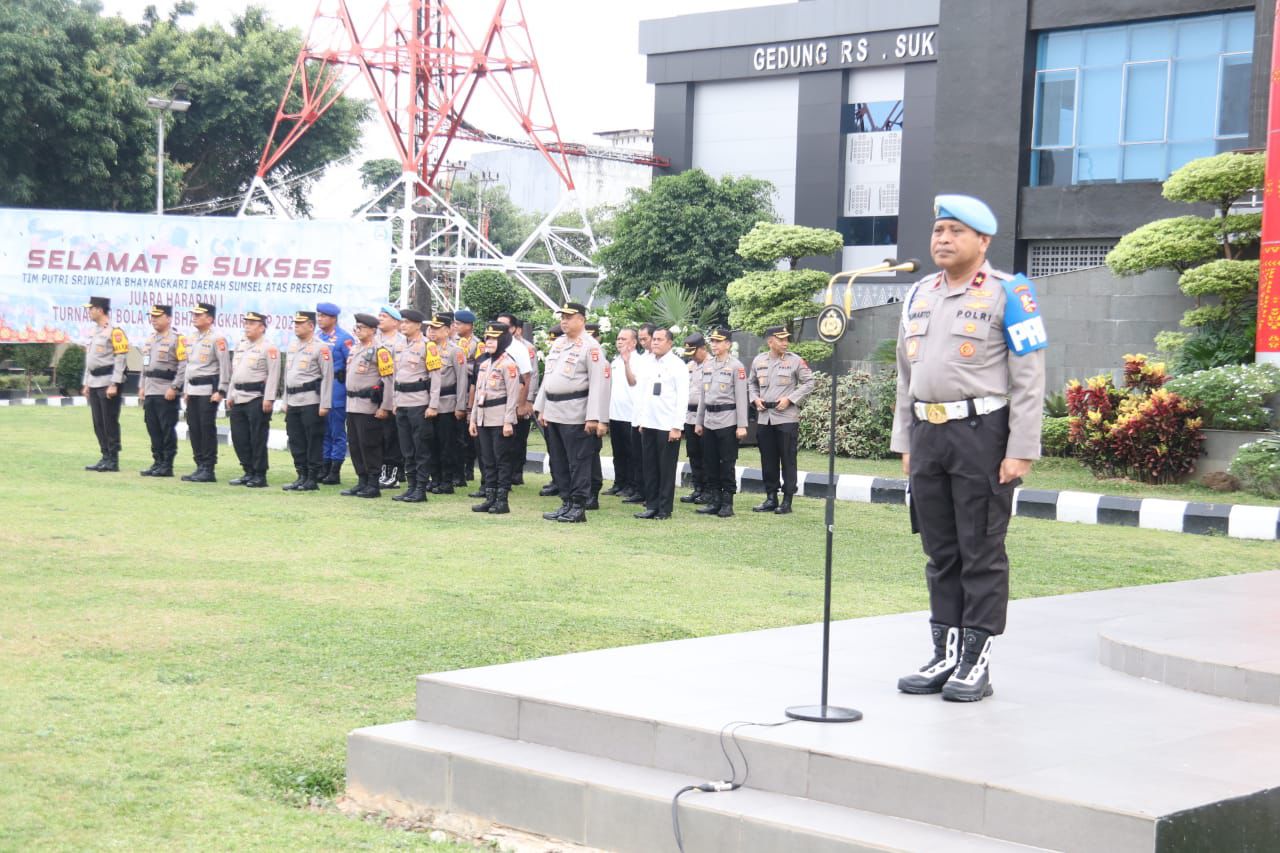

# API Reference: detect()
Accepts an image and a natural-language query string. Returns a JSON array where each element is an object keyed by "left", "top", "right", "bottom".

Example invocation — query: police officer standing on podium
[
  {"left": 226, "top": 311, "right": 280, "bottom": 488},
  {"left": 137, "top": 305, "right": 185, "bottom": 477},
  {"left": 81, "top": 296, "right": 129, "bottom": 472},
  {"left": 893, "top": 195, "right": 1046, "bottom": 703},
  {"left": 181, "top": 302, "right": 230, "bottom": 482},
  {"left": 281, "top": 310, "right": 334, "bottom": 491},
  {"left": 748, "top": 326, "right": 813, "bottom": 514}
]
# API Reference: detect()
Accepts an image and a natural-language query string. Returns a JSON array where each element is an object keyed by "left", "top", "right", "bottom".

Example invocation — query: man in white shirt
[
  {"left": 606, "top": 327, "right": 640, "bottom": 498},
  {"left": 632, "top": 328, "right": 689, "bottom": 520},
  {"left": 623, "top": 323, "right": 657, "bottom": 505}
]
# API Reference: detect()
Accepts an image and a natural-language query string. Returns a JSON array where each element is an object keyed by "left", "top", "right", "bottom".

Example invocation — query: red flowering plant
[{"left": 1066, "top": 355, "right": 1204, "bottom": 484}]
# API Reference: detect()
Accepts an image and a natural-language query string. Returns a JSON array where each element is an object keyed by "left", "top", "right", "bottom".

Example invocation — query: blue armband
[{"left": 1001, "top": 274, "right": 1048, "bottom": 356}]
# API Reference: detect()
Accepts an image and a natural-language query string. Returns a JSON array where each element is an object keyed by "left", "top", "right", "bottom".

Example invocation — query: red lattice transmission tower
[{"left": 253, "top": 0, "right": 578, "bottom": 195}]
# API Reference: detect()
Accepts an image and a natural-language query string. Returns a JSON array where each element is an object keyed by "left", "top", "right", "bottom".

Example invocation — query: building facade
[{"left": 641, "top": 0, "right": 1270, "bottom": 301}]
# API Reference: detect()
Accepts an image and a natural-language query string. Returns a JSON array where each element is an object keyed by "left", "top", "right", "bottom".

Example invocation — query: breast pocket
[{"left": 948, "top": 316, "right": 989, "bottom": 364}]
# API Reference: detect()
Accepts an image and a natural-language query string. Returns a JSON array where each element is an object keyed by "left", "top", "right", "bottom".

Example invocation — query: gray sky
[{"left": 99, "top": 0, "right": 781, "bottom": 215}]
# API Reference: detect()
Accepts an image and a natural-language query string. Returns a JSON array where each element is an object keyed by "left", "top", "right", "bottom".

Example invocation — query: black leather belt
[
  {"left": 288, "top": 379, "right": 321, "bottom": 394},
  {"left": 236, "top": 381, "right": 266, "bottom": 393},
  {"left": 437, "top": 384, "right": 456, "bottom": 396},
  {"left": 395, "top": 380, "right": 428, "bottom": 393},
  {"left": 546, "top": 389, "right": 588, "bottom": 402},
  {"left": 705, "top": 403, "right": 736, "bottom": 413},
  {"left": 89, "top": 365, "right": 114, "bottom": 377},
  {"left": 480, "top": 396, "right": 508, "bottom": 408},
  {"left": 347, "top": 388, "right": 376, "bottom": 399},
  {"left": 188, "top": 374, "right": 218, "bottom": 386},
  {"left": 148, "top": 368, "right": 176, "bottom": 380}
]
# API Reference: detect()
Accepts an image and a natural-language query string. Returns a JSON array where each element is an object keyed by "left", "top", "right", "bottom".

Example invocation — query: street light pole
[{"left": 145, "top": 91, "right": 192, "bottom": 215}]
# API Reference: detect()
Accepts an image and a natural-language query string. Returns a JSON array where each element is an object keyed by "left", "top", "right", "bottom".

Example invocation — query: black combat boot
[
  {"left": 181, "top": 467, "right": 201, "bottom": 482},
  {"left": 85, "top": 456, "right": 107, "bottom": 472},
  {"left": 99, "top": 454, "right": 119, "bottom": 472},
  {"left": 774, "top": 494, "right": 793, "bottom": 515},
  {"left": 140, "top": 462, "right": 159, "bottom": 476},
  {"left": 585, "top": 493, "right": 600, "bottom": 510},
  {"left": 468, "top": 484, "right": 488, "bottom": 498},
  {"left": 679, "top": 487, "right": 702, "bottom": 504},
  {"left": 282, "top": 471, "right": 306, "bottom": 491},
  {"left": 488, "top": 490, "right": 510, "bottom": 514},
  {"left": 392, "top": 476, "right": 415, "bottom": 501},
  {"left": 245, "top": 472, "right": 268, "bottom": 488},
  {"left": 340, "top": 475, "right": 365, "bottom": 497},
  {"left": 602, "top": 483, "right": 623, "bottom": 496},
  {"left": 399, "top": 481, "right": 427, "bottom": 502},
  {"left": 320, "top": 460, "right": 342, "bottom": 485},
  {"left": 558, "top": 500, "right": 587, "bottom": 523},
  {"left": 942, "top": 628, "right": 995, "bottom": 702},
  {"left": 472, "top": 489, "right": 496, "bottom": 512},
  {"left": 229, "top": 470, "right": 253, "bottom": 486},
  {"left": 539, "top": 482, "right": 560, "bottom": 497},
  {"left": 633, "top": 508, "right": 658, "bottom": 519},
  {"left": 621, "top": 491, "right": 645, "bottom": 504},
  {"left": 433, "top": 480, "right": 455, "bottom": 494},
  {"left": 297, "top": 473, "right": 319, "bottom": 491},
  {"left": 542, "top": 501, "right": 570, "bottom": 521},
  {"left": 897, "top": 623, "right": 960, "bottom": 695},
  {"left": 189, "top": 466, "right": 216, "bottom": 483},
  {"left": 752, "top": 491, "right": 778, "bottom": 512},
  {"left": 696, "top": 490, "right": 722, "bottom": 515},
  {"left": 717, "top": 493, "right": 735, "bottom": 518},
  {"left": 357, "top": 480, "right": 381, "bottom": 498},
  {"left": 154, "top": 456, "right": 175, "bottom": 477}
]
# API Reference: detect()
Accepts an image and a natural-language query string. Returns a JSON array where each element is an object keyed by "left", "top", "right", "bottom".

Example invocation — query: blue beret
[
  {"left": 934, "top": 194, "right": 997, "bottom": 236},
  {"left": 316, "top": 301, "right": 340, "bottom": 317},
  {"left": 379, "top": 304, "right": 402, "bottom": 321},
  {"left": 453, "top": 309, "right": 476, "bottom": 324}
]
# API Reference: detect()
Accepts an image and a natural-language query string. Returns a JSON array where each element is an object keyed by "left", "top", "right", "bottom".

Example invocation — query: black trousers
[
  {"left": 381, "top": 413, "right": 403, "bottom": 470},
  {"left": 608, "top": 419, "right": 634, "bottom": 490},
  {"left": 545, "top": 421, "right": 594, "bottom": 504},
  {"left": 629, "top": 425, "right": 645, "bottom": 496},
  {"left": 142, "top": 394, "right": 178, "bottom": 465},
  {"left": 185, "top": 395, "right": 219, "bottom": 468},
  {"left": 286, "top": 403, "right": 325, "bottom": 478},
  {"left": 229, "top": 397, "right": 271, "bottom": 476},
  {"left": 683, "top": 421, "right": 705, "bottom": 489},
  {"left": 640, "top": 427, "right": 681, "bottom": 515},
  {"left": 395, "top": 405, "right": 433, "bottom": 484},
  {"left": 87, "top": 385, "right": 122, "bottom": 456},
  {"left": 909, "top": 408, "right": 1016, "bottom": 636},
  {"left": 701, "top": 426, "right": 740, "bottom": 494},
  {"left": 347, "top": 411, "right": 383, "bottom": 480},
  {"left": 508, "top": 414, "right": 532, "bottom": 482},
  {"left": 590, "top": 434, "right": 603, "bottom": 495},
  {"left": 428, "top": 412, "right": 461, "bottom": 484},
  {"left": 478, "top": 425, "right": 514, "bottom": 493},
  {"left": 757, "top": 421, "right": 800, "bottom": 495},
  {"left": 458, "top": 416, "right": 477, "bottom": 479}
]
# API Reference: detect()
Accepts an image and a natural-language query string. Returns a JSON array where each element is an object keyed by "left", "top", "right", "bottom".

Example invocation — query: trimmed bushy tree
[{"left": 726, "top": 222, "right": 842, "bottom": 334}]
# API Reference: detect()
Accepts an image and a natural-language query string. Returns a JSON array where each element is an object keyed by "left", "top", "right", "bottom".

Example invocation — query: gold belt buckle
[{"left": 925, "top": 403, "right": 948, "bottom": 425}]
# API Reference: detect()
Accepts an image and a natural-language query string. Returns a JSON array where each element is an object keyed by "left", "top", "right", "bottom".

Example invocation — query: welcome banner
[{"left": 0, "top": 209, "right": 393, "bottom": 348}]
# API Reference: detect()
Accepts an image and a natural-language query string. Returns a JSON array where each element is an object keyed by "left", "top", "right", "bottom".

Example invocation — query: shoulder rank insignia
[
  {"left": 376, "top": 347, "right": 394, "bottom": 377},
  {"left": 1001, "top": 273, "right": 1048, "bottom": 356},
  {"left": 110, "top": 328, "right": 129, "bottom": 354}
]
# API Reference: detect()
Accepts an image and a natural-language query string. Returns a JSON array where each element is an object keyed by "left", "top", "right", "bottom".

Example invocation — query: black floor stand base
[{"left": 785, "top": 704, "right": 863, "bottom": 723}]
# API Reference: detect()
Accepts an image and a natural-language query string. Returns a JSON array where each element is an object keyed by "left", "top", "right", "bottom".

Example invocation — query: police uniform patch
[
  {"left": 910, "top": 322, "right": 919, "bottom": 333},
  {"left": 344, "top": 339, "right": 353, "bottom": 349},
  {"left": 590, "top": 348, "right": 599, "bottom": 362},
  {"left": 110, "top": 328, "right": 129, "bottom": 354},
  {"left": 424, "top": 344, "right": 443, "bottom": 371},
  {"left": 320, "top": 348, "right": 330, "bottom": 361},
  {"left": 216, "top": 338, "right": 227, "bottom": 352},
  {"left": 268, "top": 347, "right": 278, "bottom": 359},
  {"left": 175, "top": 336, "right": 187, "bottom": 361},
  {"left": 958, "top": 341, "right": 976, "bottom": 358},
  {"left": 737, "top": 367, "right": 746, "bottom": 380},
  {"left": 1020, "top": 293, "right": 1038, "bottom": 313},
  {"left": 456, "top": 351, "right": 465, "bottom": 365},
  {"left": 603, "top": 364, "right": 611, "bottom": 379},
  {"left": 906, "top": 339, "right": 919, "bottom": 358},
  {"left": 964, "top": 322, "right": 977, "bottom": 334},
  {"left": 376, "top": 347, "right": 393, "bottom": 377},
  {"left": 507, "top": 364, "right": 518, "bottom": 379}
]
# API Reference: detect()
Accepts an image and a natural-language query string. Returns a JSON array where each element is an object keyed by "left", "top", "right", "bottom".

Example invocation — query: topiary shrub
[
  {"left": 1229, "top": 437, "right": 1280, "bottom": 500},
  {"left": 788, "top": 340, "right": 834, "bottom": 366}
]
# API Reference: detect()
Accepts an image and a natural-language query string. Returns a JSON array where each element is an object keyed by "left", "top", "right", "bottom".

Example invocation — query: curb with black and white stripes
[{"left": 8, "top": 395, "right": 1277, "bottom": 541}]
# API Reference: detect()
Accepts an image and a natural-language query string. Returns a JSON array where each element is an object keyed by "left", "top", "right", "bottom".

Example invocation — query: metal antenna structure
[{"left": 238, "top": 0, "right": 605, "bottom": 311}]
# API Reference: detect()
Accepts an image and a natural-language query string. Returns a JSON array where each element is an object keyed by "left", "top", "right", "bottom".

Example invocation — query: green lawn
[{"left": 1, "top": 407, "right": 1276, "bottom": 850}]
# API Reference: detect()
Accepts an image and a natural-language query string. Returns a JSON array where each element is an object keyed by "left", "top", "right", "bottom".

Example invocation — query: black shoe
[
  {"left": 229, "top": 472, "right": 252, "bottom": 486},
  {"left": 296, "top": 478, "right": 319, "bottom": 492},
  {"left": 340, "top": 477, "right": 366, "bottom": 497},
  {"left": 696, "top": 491, "right": 722, "bottom": 515},
  {"left": 942, "top": 629, "right": 995, "bottom": 702},
  {"left": 897, "top": 624, "right": 960, "bottom": 695},
  {"left": 282, "top": 475, "right": 306, "bottom": 491},
  {"left": 181, "top": 468, "right": 201, "bottom": 482},
  {"left": 543, "top": 502, "right": 570, "bottom": 521},
  {"left": 189, "top": 467, "right": 216, "bottom": 483},
  {"left": 753, "top": 492, "right": 779, "bottom": 512},
  {"left": 585, "top": 495, "right": 600, "bottom": 511},
  {"left": 85, "top": 457, "right": 107, "bottom": 472},
  {"left": 152, "top": 465, "right": 174, "bottom": 478},
  {"left": 452, "top": 477, "right": 467, "bottom": 488},
  {"left": 245, "top": 474, "right": 268, "bottom": 488},
  {"left": 717, "top": 494, "right": 735, "bottom": 518},
  {"left": 621, "top": 492, "right": 645, "bottom": 504},
  {"left": 488, "top": 491, "right": 510, "bottom": 514},
  {"left": 99, "top": 456, "right": 119, "bottom": 472},
  {"left": 558, "top": 503, "right": 587, "bottom": 523},
  {"left": 433, "top": 483, "right": 455, "bottom": 495},
  {"left": 774, "top": 494, "right": 793, "bottom": 515},
  {"left": 392, "top": 479, "right": 415, "bottom": 501},
  {"left": 655, "top": 512, "right": 671, "bottom": 520},
  {"left": 472, "top": 489, "right": 497, "bottom": 512},
  {"left": 357, "top": 484, "right": 381, "bottom": 498},
  {"left": 319, "top": 461, "right": 342, "bottom": 485},
  {"left": 679, "top": 489, "right": 701, "bottom": 504},
  {"left": 539, "top": 483, "right": 560, "bottom": 497},
  {"left": 602, "top": 485, "right": 623, "bottom": 496},
  {"left": 468, "top": 487, "right": 488, "bottom": 498},
  {"left": 511, "top": 474, "right": 525, "bottom": 486},
  {"left": 398, "top": 486, "right": 427, "bottom": 503},
  {"left": 139, "top": 463, "right": 159, "bottom": 477},
  {"left": 633, "top": 509, "right": 658, "bottom": 519}
]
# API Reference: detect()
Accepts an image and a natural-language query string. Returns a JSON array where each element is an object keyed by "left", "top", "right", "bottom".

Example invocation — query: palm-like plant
[{"left": 643, "top": 281, "right": 722, "bottom": 331}]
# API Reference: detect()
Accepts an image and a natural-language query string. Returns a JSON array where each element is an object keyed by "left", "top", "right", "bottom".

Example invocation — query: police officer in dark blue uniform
[{"left": 316, "top": 302, "right": 354, "bottom": 485}]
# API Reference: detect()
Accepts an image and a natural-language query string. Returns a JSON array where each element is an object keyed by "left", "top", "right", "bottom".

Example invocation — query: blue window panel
[
  {"left": 1169, "top": 57, "right": 1217, "bottom": 140},
  {"left": 1123, "top": 62, "right": 1169, "bottom": 143},
  {"left": 841, "top": 101, "right": 904, "bottom": 134},
  {"left": 1078, "top": 67, "right": 1122, "bottom": 145},
  {"left": 1129, "top": 22, "right": 1173, "bottom": 62},
  {"left": 1085, "top": 29, "right": 1126, "bottom": 66},
  {"left": 1218, "top": 54, "right": 1253, "bottom": 137},
  {"left": 1226, "top": 13, "right": 1255, "bottom": 52},
  {"left": 1168, "top": 140, "right": 1216, "bottom": 173},
  {"left": 1076, "top": 147, "right": 1121, "bottom": 183},
  {"left": 1175, "top": 18, "right": 1222, "bottom": 58},
  {"left": 1123, "top": 145, "right": 1165, "bottom": 181},
  {"left": 1033, "top": 70, "right": 1077, "bottom": 147},
  {"left": 1042, "top": 30, "right": 1083, "bottom": 68}
]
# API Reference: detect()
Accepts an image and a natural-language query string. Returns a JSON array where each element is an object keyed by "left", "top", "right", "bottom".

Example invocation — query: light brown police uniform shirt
[
  {"left": 183, "top": 329, "right": 231, "bottom": 396},
  {"left": 890, "top": 261, "right": 1046, "bottom": 460},
  {"left": 697, "top": 355, "right": 750, "bottom": 431},
  {"left": 533, "top": 333, "right": 610, "bottom": 425},
  {"left": 685, "top": 359, "right": 706, "bottom": 426},
  {"left": 470, "top": 352, "right": 521, "bottom": 428},
  {"left": 748, "top": 351, "right": 814, "bottom": 425},
  {"left": 284, "top": 336, "right": 334, "bottom": 408},
  {"left": 346, "top": 340, "right": 395, "bottom": 416},
  {"left": 392, "top": 335, "right": 430, "bottom": 409},
  {"left": 140, "top": 329, "right": 185, "bottom": 396},
  {"left": 429, "top": 340, "right": 469, "bottom": 414},
  {"left": 228, "top": 337, "right": 281, "bottom": 404},
  {"left": 83, "top": 323, "right": 129, "bottom": 388}
]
